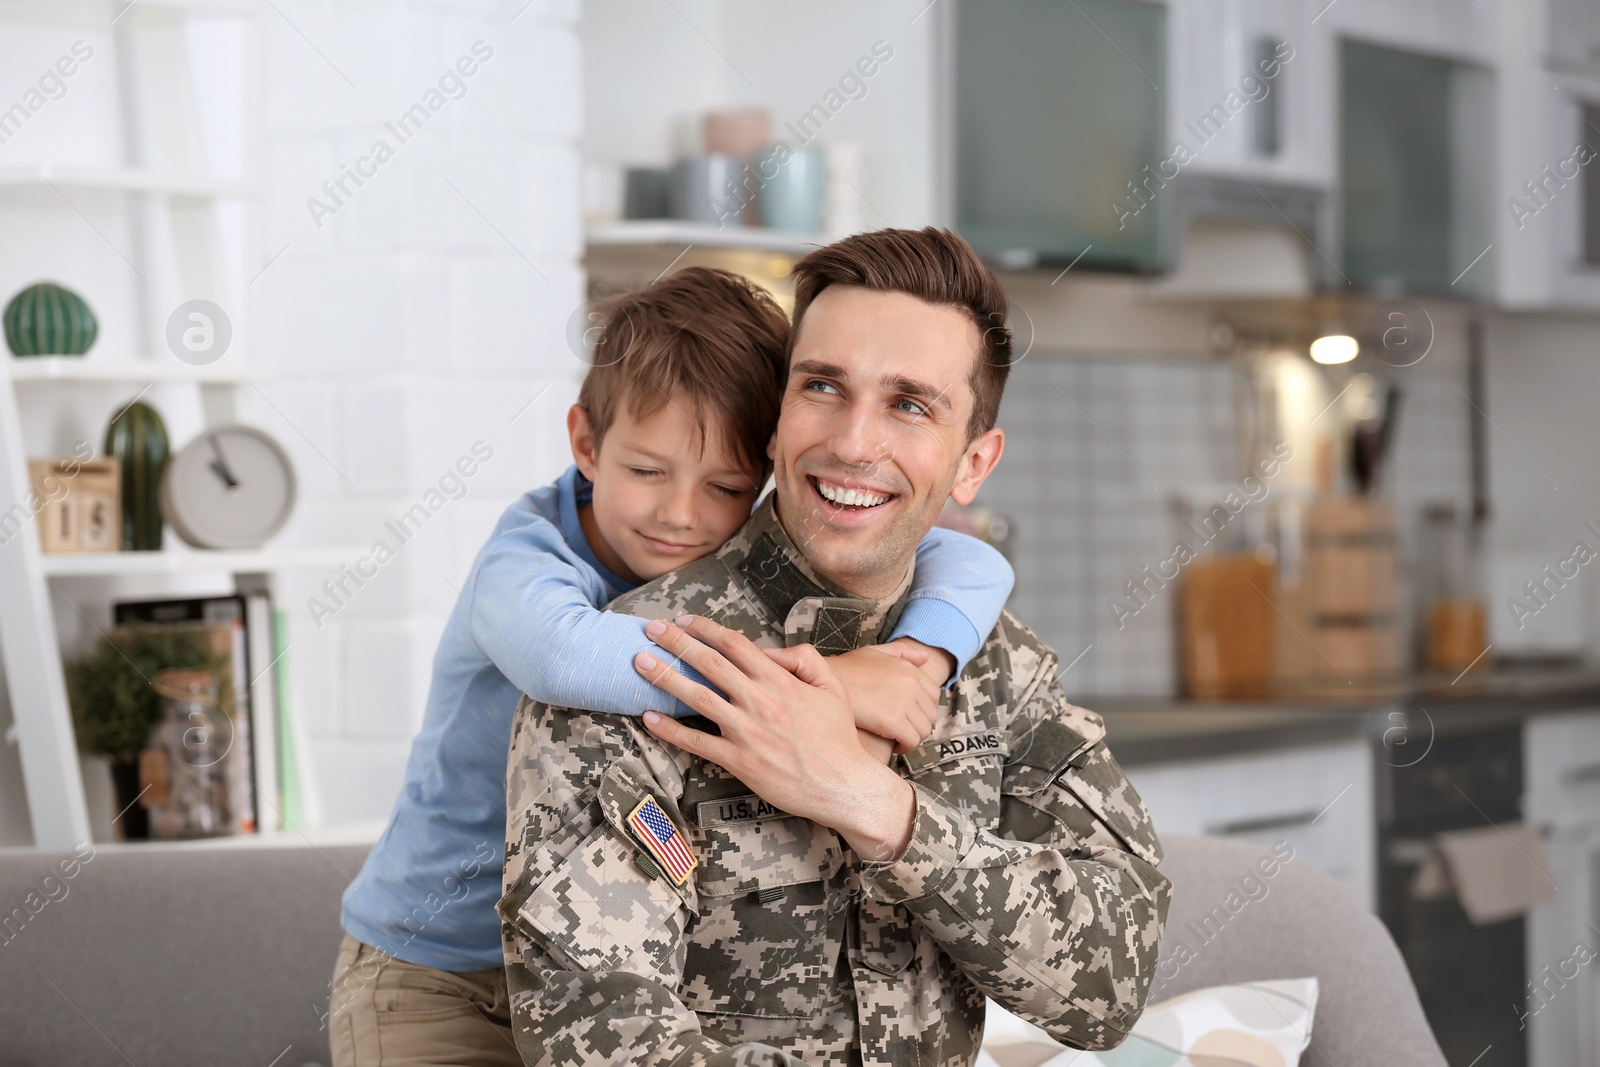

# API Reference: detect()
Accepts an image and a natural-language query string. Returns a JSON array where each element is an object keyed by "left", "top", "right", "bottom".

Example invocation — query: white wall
[{"left": 260, "top": 0, "right": 583, "bottom": 822}]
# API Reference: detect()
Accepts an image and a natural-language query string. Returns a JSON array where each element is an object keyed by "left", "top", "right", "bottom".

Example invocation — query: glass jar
[
  {"left": 142, "top": 669, "right": 233, "bottom": 839},
  {"left": 1416, "top": 503, "right": 1487, "bottom": 674}
]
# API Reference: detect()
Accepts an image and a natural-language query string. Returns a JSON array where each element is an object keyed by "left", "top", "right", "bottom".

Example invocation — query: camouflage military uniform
[{"left": 499, "top": 496, "right": 1170, "bottom": 1067}]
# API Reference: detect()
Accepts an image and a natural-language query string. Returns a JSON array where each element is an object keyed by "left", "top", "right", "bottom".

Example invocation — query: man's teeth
[{"left": 816, "top": 481, "right": 890, "bottom": 508}]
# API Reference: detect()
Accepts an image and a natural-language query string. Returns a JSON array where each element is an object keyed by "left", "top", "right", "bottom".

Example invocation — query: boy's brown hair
[
  {"left": 577, "top": 266, "right": 788, "bottom": 479},
  {"left": 788, "top": 227, "right": 1012, "bottom": 440}
]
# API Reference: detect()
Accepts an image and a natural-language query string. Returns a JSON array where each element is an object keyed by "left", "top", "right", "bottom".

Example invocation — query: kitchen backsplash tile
[{"left": 979, "top": 355, "right": 1473, "bottom": 701}]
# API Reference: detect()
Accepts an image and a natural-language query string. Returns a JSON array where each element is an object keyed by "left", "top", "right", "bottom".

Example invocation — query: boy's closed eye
[{"left": 626, "top": 465, "right": 747, "bottom": 500}]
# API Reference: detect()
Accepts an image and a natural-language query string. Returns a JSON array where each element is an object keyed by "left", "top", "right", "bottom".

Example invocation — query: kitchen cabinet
[
  {"left": 952, "top": 0, "right": 1168, "bottom": 271},
  {"left": 1498, "top": 89, "right": 1600, "bottom": 312},
  {"left": 1164, "top": 0, "right": 1323, "bottom": 187},
  {"left": 1339, "top": 39, "right": 1496, "bottom": 297},
  {"left": 1524, "top": 709, "right": 1600, "bottom": 1067},
  {"left": 1123, "top": 737, "right": 1375, "bottom": 911},
  {"left": 1107, "top": 692, "right": 1600, "bottom": 1065}
]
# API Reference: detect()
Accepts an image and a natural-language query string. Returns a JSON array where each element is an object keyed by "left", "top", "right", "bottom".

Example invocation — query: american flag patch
[{"left": 627, "top": 795, "right": 697, "bottom": 885}]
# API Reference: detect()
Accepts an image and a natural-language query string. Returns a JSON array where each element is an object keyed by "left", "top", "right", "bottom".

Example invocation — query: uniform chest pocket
[
  {"left": 515, "top": 822, "right": 695, "bottom": 984},
  {"left": 681, "top": 796, "right": 843, "bottom": 1019}
]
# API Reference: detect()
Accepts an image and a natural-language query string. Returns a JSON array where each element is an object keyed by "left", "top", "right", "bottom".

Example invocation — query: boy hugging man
[{"left": 331, "top": 265, "right": 1013, "bottom": 1065}]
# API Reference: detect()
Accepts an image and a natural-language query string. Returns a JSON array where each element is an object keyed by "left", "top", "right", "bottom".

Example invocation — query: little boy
[{"left": 330, "top": 267, "right": 1013, "bottom": 1065}]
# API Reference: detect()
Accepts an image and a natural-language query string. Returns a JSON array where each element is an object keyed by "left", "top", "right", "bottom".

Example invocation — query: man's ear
[
  {"left": 567, "top": 404, "right": 601, "bottom": 481},
  {"left": 949, "top": 427, "right": 1004, "bottom": 506}
]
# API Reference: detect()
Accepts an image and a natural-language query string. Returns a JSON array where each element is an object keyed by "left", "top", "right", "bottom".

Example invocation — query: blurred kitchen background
[{"left": 2, "top": 0, "right": 1598, "bottom": 1062}]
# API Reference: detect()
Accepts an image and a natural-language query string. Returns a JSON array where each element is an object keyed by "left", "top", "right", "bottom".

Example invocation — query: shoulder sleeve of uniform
[{"left": 999, "top": 635, "right": 1162, "bottom": 867}]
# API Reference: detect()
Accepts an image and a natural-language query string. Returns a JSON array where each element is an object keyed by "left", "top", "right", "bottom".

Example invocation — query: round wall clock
[{"left": 160, "top": 425, "right": 297, "bottom": 550}]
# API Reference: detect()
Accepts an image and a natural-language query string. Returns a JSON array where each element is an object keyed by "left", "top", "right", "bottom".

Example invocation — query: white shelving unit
[
  {"left": 7, "top": 354, "right": 257, "bottom": 383},
  {"left": 36, "top": 544, "right": 356, "bottom": 578},
  {"left": 0, "top": 163, "right": 264, "bottom": 200},
  {"left": 1, "top": 365, "right": 359, "bottom": 853},
  {"left": 586, "top": 220, "right": 833, "bottom": 255},
  {"left": 0, "top": 0, "right": 353, "bottom": 851},
  {"left": 0, "top": 818, "right": 388, "bottom": 858}
]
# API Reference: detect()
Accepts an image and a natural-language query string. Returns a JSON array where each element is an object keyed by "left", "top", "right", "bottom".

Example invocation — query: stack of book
[{"left": 113, "top": 592, "right": 295, "bottom": 834}]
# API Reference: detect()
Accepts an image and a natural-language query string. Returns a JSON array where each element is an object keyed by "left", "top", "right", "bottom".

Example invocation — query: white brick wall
[{"left": 261, "top": 0, "right": 584, "bottom": 822}]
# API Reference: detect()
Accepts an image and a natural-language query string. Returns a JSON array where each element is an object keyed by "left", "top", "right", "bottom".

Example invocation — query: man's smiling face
[{"left": 769, "top": 284, "right": 1004, "bottom": 599}]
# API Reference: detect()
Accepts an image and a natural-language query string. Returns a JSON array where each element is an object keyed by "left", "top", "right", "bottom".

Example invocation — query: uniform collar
[{"left": 715, "top": 494, "right": 912, "bottom": 654}]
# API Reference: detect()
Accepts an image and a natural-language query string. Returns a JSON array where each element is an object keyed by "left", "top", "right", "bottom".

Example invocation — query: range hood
[{"left": 1147, "top": 174, "right": 1333, "bottom": 300}]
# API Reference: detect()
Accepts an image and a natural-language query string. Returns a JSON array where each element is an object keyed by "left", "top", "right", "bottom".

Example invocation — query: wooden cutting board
[{"left": 1180, "top": 552, "right": 1277, "bottom": 699}]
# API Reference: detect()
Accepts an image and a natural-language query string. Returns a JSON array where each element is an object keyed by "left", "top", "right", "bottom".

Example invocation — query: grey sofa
[{"left": 0, "top": 835, "right": 1446, "bottom": 1066}]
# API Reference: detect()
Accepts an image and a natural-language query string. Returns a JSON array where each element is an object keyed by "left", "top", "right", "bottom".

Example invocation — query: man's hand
[
  {"left": 830, "top": 644, "right": 940, "bottom": 755},
  {"left": 633, "top": 615, "right": 915, "bottom": 864}
]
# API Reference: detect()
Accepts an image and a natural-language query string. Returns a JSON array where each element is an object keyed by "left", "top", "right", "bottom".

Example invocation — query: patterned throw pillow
[{"left": 977, "top": 977, "right": 1319, "bottom": 1067}]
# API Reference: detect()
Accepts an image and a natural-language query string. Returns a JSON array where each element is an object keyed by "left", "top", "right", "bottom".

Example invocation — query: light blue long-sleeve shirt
[{"left": 340, "top": 464, "right": 1014, "bottom": 972}]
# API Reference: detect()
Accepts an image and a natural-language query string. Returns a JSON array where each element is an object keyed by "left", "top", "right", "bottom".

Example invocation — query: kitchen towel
[{"left": 1410, "top": 822, "right": 1555, "bottom": 924}]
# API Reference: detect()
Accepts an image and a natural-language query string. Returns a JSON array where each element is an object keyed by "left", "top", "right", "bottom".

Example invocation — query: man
[{"left": 499, "top": 227, "right": 1170, "bottom": 1066}]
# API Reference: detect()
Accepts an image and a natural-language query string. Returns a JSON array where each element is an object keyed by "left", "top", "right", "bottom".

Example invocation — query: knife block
[{"left": 1300, "top": 496, "right": 1403, "bottom": 681}]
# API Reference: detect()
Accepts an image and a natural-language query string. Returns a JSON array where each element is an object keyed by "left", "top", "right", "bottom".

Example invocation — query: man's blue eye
[
  {"left": 897, "top": 398, "right": 926, "bottom": 416},
  {"left": 804, "top": 379, "right": 838, "bottom": 394}
]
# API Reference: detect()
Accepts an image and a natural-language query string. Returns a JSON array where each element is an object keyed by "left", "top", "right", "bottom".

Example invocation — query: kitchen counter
[{"left": 1086, "top": 662, "right": 1600, "bottom": 764}]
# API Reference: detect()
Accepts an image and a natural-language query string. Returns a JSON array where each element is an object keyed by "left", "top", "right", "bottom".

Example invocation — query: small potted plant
[{"left": 64, "top": 624, "right": 229, "bottom": 840}]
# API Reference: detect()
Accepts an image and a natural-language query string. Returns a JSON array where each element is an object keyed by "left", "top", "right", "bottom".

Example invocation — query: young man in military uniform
[{"left": 499, "top": 227, "right": 1170, "bottom": 1066}]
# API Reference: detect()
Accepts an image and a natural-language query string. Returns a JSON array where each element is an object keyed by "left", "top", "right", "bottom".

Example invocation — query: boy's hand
[
  {"left": 829, "top": 643, "right": 943, "bottom": 755},
  {"left": 857, "top": 728, "right": 897, "bottom": 765},
  {"left": 887, "top": 636, "right": 957, "bottom": 687}
]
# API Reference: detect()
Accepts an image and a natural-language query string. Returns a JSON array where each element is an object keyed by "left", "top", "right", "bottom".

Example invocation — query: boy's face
[{"left": 568, "top": 395, "right": 763, "bottom": 585}]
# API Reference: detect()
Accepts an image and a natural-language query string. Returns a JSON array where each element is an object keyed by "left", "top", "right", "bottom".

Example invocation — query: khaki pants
[{"left": 329, "top": 934, "right": 522, "bottom": 1067}]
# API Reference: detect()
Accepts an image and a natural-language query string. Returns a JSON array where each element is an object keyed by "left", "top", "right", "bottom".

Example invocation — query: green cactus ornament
[
  {"left": 104, "top": 401, "right": 169, "bottom": 551},
  {"left": 5, "top": 282, "right": 98, "bottom": 356}
]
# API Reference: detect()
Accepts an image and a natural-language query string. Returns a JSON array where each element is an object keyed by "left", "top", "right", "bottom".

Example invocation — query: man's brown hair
[
  {"left": 577, "top": 266, "right": 788, "bottom": 479},
  {"left": 788, "top": 227, "right": 1013, "bottom": 440}
]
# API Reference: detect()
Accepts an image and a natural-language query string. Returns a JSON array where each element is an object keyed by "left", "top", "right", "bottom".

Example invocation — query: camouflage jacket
[{"left": 499, "top": 497, "right": 1170, "bottom": 1067}]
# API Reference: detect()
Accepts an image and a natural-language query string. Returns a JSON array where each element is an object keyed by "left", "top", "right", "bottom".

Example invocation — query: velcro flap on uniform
[
  {"left": 901, "top": 728, "right": 1008, "bottom": 775},
  {"left": 785, "top": 597, "right": 870, "bottom": 655},
  {"left": 1052, "top": 741, "right": 1164, "bottom": 866},
  {"left": 697, "top": 792, "right": 794, "bottom": 828},
  {"left": 1001, "top": 713, "right": 1106, "bottom": 794}
]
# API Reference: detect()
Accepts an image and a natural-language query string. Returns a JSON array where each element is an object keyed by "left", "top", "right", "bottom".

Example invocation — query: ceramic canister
[
  {"left": 755, "top": 146, "right": 826, "bottom": 233},
  {"left": 670, "top": 154, "right": 747, "bottom": 226}
]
